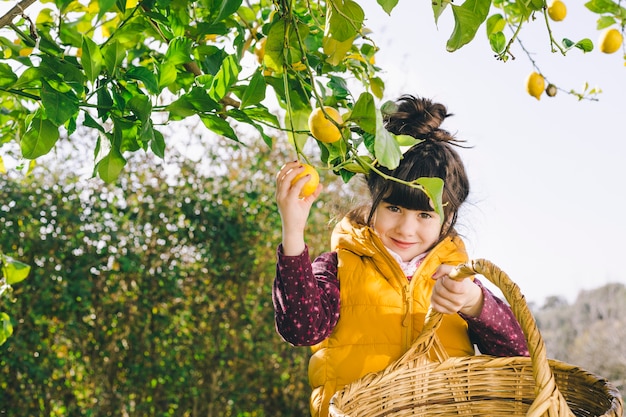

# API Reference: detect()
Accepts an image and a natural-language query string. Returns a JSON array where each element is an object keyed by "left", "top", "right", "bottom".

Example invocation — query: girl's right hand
[{"left": 275, "top": 161, "right": 323, "bottom": 256}]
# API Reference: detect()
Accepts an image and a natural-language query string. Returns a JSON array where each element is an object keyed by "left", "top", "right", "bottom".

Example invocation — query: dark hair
[{"left": 364, "top": 95, "right": 470, "bottom": 237}]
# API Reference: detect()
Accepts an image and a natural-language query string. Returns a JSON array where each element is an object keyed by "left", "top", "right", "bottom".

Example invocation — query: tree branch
[{"left": 0, "top": 0, "right": 37, "bottom": 29}]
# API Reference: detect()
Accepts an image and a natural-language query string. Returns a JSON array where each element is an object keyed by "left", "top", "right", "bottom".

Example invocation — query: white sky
[{"left": 363, "top": 1, "right": 626, "bottom": 305}]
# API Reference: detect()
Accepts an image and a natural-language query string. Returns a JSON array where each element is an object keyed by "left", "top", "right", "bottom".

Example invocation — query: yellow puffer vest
[{"left": 308, "top": 217, "right": 475, "bottom": 417}]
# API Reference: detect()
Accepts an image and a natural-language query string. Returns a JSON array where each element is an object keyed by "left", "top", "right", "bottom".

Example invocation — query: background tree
[
  {"left": 0, "top": 127, "right": 360, "bottom": 415},
  {"left": 534, "top": 283, "right": 626, "bottom": 394}
]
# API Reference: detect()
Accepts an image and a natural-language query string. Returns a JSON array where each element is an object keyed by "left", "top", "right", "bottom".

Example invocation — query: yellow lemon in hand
[
  {"left": 599, "top": 28, "right": 623, "bottom": 54},
  {"left": 526, "top": 72, "right": 545, "bottom": 100},
  {"left": 547, "top": 0, "right": 566, "bottom": 22},
  {"left": 308, "top": 106, "right": 343, "bottom": 143},
  {"left": 291, "top": 163, "right": 320, "bottom": 198}
]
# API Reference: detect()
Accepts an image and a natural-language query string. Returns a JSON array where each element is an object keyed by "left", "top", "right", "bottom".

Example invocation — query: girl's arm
[
  {"left": 460, "top": 279, "right": 529, "bottom": 357},
  {"left": 272, "top": 245, "right": 340, "bottom": 346}
]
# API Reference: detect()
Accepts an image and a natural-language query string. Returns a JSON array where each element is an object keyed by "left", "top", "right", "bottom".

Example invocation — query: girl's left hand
[{"left": 431, "top": 264, "right": 484, "bottom": 317}]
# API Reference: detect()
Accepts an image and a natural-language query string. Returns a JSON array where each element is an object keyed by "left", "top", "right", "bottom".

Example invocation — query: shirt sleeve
[
  {"left": 461, "top": 278, "right": 530, "bottom": 357},
  {"left": 272, "top": 244, "right": 341, "bottom": 346}
]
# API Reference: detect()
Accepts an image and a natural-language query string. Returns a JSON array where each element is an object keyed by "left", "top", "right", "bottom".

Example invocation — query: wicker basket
[{"left": 329, "top": 259, "right": 624, "bottom": 417}]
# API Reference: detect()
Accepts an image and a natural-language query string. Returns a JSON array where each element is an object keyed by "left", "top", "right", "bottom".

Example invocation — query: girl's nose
[{"left": 397, "top": 214, "right": 418, "bottom": 234}]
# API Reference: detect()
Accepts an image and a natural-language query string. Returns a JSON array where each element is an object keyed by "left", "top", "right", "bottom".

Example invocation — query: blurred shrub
[{"left": 0, "top": 135, "right": 346, "bottom": 416}]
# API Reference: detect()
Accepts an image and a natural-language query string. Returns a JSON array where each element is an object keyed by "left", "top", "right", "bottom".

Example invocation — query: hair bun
[{"left": 383, "top": 94, "right": 453, "bottom": 142}]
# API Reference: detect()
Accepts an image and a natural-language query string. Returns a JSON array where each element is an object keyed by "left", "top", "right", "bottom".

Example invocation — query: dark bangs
[{"left": 382, "top": 180, "right": 433, "bottom": 212}]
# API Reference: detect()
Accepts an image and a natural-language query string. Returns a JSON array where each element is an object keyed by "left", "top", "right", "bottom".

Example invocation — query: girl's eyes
[{"left": 385, "top": 205, "right": 434, "bottom": 219}]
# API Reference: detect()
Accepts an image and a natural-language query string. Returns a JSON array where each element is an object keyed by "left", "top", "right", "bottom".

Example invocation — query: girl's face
[{"left": 373, "top": 202, "right": 443, "bottom": 262}]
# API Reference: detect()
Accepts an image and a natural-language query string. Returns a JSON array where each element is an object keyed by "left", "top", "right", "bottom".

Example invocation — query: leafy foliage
[
  {"left": 0, "top": 137, "right": 352, "bottom": 415},
  {"left": 1, "top": 0, "right": 625, "bottom": 183}
]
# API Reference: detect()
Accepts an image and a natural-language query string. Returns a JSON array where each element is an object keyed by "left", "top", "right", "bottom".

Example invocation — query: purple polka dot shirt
[{"left": 273, "top": 244, "right": 529, "bottom": 357}]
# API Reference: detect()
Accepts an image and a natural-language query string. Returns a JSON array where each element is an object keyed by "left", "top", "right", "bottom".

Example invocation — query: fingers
[
  {"left": 276, "top": 161, "right": 306, "bottom": 199},
  {"left": 432, "top": 264, "right": 454, "bottom": 280},
  {"left": 431, "top": 274, "right": 474, "bottom": 314}
]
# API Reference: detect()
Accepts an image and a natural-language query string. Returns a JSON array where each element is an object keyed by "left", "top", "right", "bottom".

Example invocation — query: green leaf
[
  {"left": 97, "top": 147, "right": 126, "bottom": 183},
  {"left": 373, "top": 109, "right": 402, "bottom": 169},
  {"left": 96, "top": 79, "right": 114, "bottom": 120},
  {"left": 158, "top": 62, "right": 178, "bottom": 89},
  {"left": 574, "top": 38, "right": 594, "bottom": 52},
  {"left": 213, "top": 0, "right": 243, "bottom": 23},
  {"left": 327, "top": 0, "right": 364, "bottom": 42},
  {"left": 596, "top": 15, "right": 617, "bottom": 29},
  {"left": 432, "top": 0, "right": 449, "bottom": 22},
  {"left": 97, "top": 0, "right": 117, "bottom": 21},
  {"left": 127, "top": 95, "right": 152, "bottom": 123},
  {"left": 489, "top": 31, "right": 507, "bottom": 54},
  {"left": 263, "top": 19, "right": 286, "bottom": 72},
  {"left": 585, "top": 0, "right": 620, "bottom": 14},
  {"left": 447, "top": 0, "right": 491, "bottom": 52},
  {"left": 394, "top": 134, "right": 422, "bottom": 147},
  {"left": 228, "top": 108, "right": 274, "bottom": 147},
  {"left": 241, "top": 106, "right": 280, "bottom": 126},
  {"left": 0, "top": 63, "right": 18, "bottom": 88},
  {"left": 126, "top": 66, "right": 160, "bottom": 95},
  {"left": 486, "top": 14, "right": 506, "bottom": 36},
  {"left": 414, "top": 177, "right": 445, "bottom": 223},
  {"left": 166, "top": 87, "right": 220, "bottom": 119},
  {"left": 102, "top": 40, "right": 126, "bottom": 76},
  {"left": 263, "top": 19, "right": 309, "bottom": 73},
  {"left": 21, "top": 115, "right": 60, "bottom": 159},
  {"left": 0, "top": 313, "right": 13, "bottom": 346},
  {"left": 377, "top": 0, "right": 399, "bottom": 15},
  {"left": 323, "top": 0, "right": 363, "bottom": 65},
  {"left": 209, "top": 55, "right": 240, "bottom": 102},
  {"left": 83, "top": 112, "right": 106, "bottom": 133},
  {"left": 369, "top": 76, "right": 385, "bottom": 99},
  {"left": 284, "top": 108, "right": 309, "bottom": 152},
  {"left": 12, "top": 67, "right": 42, "bottom": 90},
  {"left": 200, "top": 113, "right": 239, "bottom": 142},
  {"left": 380, "top": 99, "right": 398, "bottom": 116},
  {"left": 350, "top": 92, "right": 376, "bottom": 134},
  {"left": 164, "top": 37, "right": 194, "bottom": 66},
  {"left": 81, "top": 36, "right": 103, "bottom": 83},
  {"left": 150, "top": 128, "right": 166, "bottom": 158},
  {"left": 1, "top": 255, "right": 31, "bottom": 285},
  {"left": 240, "top": 69, "right": 266, "bottom": 108},
  {"left": 40, "top": 80, "right": 80, "bottom": 126}
]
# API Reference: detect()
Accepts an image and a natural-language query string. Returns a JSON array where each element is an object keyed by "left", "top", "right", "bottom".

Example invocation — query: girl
[{"left": 273, "top": 95, "right": 529, "bottom": 417}]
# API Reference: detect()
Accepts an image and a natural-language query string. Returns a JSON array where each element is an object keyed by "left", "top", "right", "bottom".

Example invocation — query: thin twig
[{"left": 0, "top": 0, "right": 37, "bottom": 28}]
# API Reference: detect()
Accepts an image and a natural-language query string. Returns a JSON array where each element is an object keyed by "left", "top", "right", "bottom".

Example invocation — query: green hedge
[{"left": 0, "top": 141, "right": 340, "bottom": 416}]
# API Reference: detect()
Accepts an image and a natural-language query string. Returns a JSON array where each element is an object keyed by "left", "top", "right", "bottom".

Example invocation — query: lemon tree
[{"left": 0, "top": 0, "right": 624, "bottom": 186}]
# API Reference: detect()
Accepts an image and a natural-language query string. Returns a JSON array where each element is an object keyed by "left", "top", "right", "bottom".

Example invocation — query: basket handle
[{"left": 391, "top": 259, "right": 573, "bottom": 417}]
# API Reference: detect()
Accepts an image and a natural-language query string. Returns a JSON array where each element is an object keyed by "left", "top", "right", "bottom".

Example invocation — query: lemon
[
  {"left": 599, "top": 28, "right": 623, "bottom": 54},
  {"left": 291, "top": 163, "right": 320, "bottom": 198},
  {"left": 308, "top": 106, "right": 343, "bottom": 143},
  {"left": 547, "top": 0, "right": 566, "bottom": 22},
  {"left": 546, "top": 84, "right": 557, "bottom": 97},
  {"left": 526, "top": 71, "right": 545, "bottom": 100},
  {"left": 254, "top": 37, "right": 266, "bottom": 64}
]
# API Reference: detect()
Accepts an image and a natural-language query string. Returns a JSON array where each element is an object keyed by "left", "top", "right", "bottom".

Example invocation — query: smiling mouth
[{"left": 391, "top": 239, "right": 416, "bottom": 249}]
